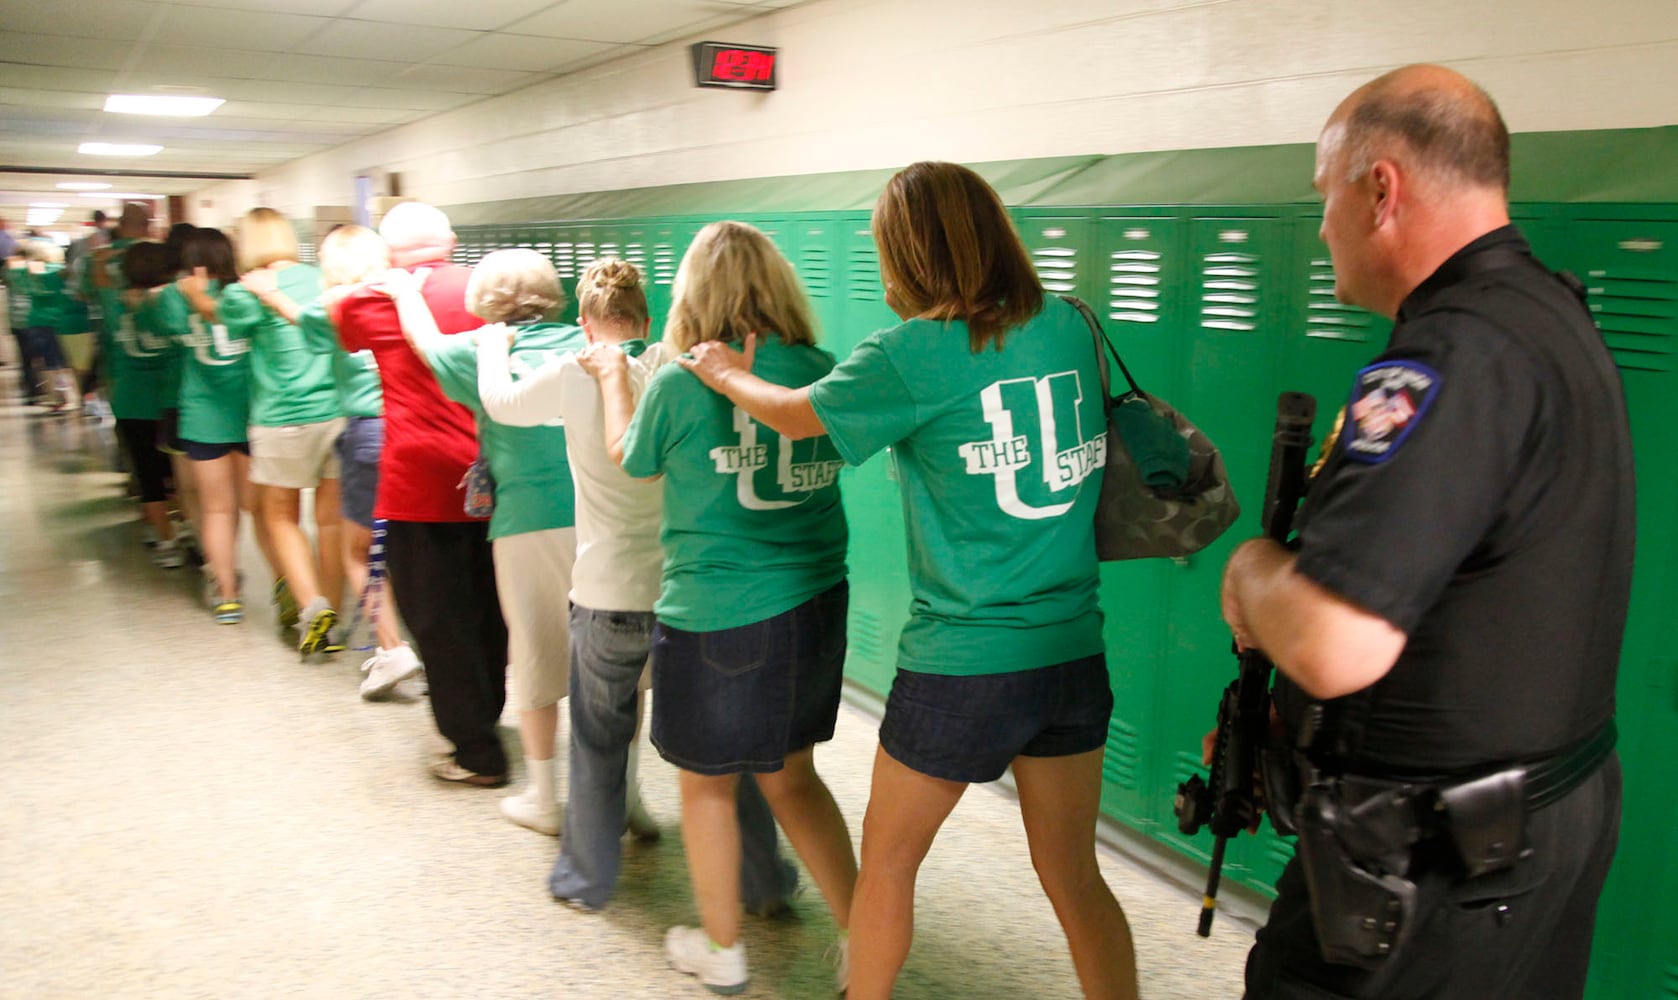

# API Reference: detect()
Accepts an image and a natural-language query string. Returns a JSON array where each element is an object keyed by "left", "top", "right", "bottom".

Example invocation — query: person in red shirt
[{"left": 336, "top": 202, "right": 510, "bottom": 785}]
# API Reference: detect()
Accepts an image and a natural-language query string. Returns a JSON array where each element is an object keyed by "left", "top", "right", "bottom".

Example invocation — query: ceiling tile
[
  {"left": 0, "top": 33, "right": 136, "bottom": 72},
  {"left": 340, "top": 0, "right": 562, "bottom": 31},
  {"left": 175, "top": 78, "right": 363, "bottom": 104},
  {"left": 333, "top": 88, "right": 482, "bottom": 111},
  {"left": 390, "top": 63, "right": 540, "bottom": 94},
  {"left": 161, "top": 0, "right": 361, "bottom": 15},
  {"left": 0, "top": 0, "right": 161, "bottom": 40},
  {"left": 261, "top": 53, "right": 408, "bottom": 88},
  {"left": 154, "top": 6, "right": 333, "bottom": 52},
  {"left": 291, "top": 19, "right": 479, "bottom": 62},
  {"left": 506, "top": 0, "right": 744, "bottom": 43},
  {"left": 0, "top": 65, "right": 119, "bottom": 94},
  {"left": 429, "top": 33, "right": 616, "bottom": 71},
  {"left": 128, "top": 45, "right": 274, "bottom": 80},
  {"left": 0, "top": 88, "right": 106, "bottom": 112}
]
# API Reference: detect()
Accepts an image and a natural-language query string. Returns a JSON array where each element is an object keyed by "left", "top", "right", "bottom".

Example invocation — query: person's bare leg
[
  {"left": 140, "top": 500, "right": 174, "bottom": 542},
  {"left": 241, "top": 461, "right": 280, "bottom": 583},
  {"left": 754, "top": 747, "right": 858, "bottom": 929},
  {"left": 261, "top": 485, "right": 320, "bottom": 605},
  {"left": 343, "top": 520, "right": 370, "bottom": 609},
  {"left": 521, "top": 704, "right": 558, "bottom": 762},
  {"left": 847, "top": 746, "right": 967, "bottom": 1000},
  {"left": 192, "top": 454, "right": 240, "bottom": 600},
  {"left": 169, "top": 454, "right": 201, "bottom": 538},
  {"left": 680, "top": 769, "right": 744, "bottom": 948},
  {"left": 312, "top": 477, "right": 345, "bottom": 612},
  {"left": 1013, "top": 749, "right": 1138, "bottom": 1000}
]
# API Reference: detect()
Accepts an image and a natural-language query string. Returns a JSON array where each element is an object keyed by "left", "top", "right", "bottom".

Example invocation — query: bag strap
[{"left": 1059, "top": 294, "right": 1142, "bottom": 399}]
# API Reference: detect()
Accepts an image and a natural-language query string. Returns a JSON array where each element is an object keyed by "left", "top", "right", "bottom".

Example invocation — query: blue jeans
[{"left": 549, "top": 604, "right": 798, "bottom": 911}]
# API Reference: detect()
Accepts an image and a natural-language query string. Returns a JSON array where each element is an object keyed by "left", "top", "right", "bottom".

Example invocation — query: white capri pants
[{"left": 493, "top": 525, "right": 577, "bottom": 712}]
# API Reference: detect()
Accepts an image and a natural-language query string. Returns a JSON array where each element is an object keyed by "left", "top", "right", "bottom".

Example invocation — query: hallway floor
[{"left": 0, "top": 388, "right": 1257, "bottom": 999}]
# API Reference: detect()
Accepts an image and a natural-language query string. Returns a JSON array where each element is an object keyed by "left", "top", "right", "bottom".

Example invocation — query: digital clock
[{"left": 691, "top": 42, "right": 778, "bottom": 91}]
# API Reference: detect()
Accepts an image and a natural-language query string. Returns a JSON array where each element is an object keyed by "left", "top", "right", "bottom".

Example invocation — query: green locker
[
  {"left": 646, "top": 219, "right": 697, "bottom": 339},
  {"left": 1540, "top": 216, "right": 1678, "bottom": 1000},
  {"left": 833, "top": 217, "right": 911, "bottom": 700},
  {"left": 1151, "top": 215, "right": 1288, "bottom": 869}
]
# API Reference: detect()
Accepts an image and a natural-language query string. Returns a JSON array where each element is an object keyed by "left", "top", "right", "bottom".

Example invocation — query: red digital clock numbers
[{"left": 691, "top": 42, "right": 778, "bottom": 91}]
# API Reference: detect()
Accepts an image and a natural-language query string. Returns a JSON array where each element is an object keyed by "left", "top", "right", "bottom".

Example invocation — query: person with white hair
[{"left": 335, "top": 202, "right": 512, "bottom": 786}]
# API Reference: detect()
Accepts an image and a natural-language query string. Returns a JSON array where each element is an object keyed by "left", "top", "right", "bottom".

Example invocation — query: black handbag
[{"left": 1061, "top": 295, "right": 1241, "bottom": 560}]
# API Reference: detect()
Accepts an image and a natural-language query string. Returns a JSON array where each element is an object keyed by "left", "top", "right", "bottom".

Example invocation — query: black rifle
[{"left": 1174, "top": 391, "right": 1317, "bottom": 936}]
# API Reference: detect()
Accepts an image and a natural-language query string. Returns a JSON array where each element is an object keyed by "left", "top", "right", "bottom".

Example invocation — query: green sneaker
[
  {"left": 214, "top": 599, "right": 244, "bottom": 625},
  {"left": 299, "top": 604, "right": 339, "bottom": 657},
  {"left": 273, "top": 578, "right": 300, "bottom": 629}
]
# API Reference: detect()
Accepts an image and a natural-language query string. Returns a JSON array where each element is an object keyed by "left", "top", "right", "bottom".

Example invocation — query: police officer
[{"left": 1221, "top": 64, "right": 1630, "bottom": 999}]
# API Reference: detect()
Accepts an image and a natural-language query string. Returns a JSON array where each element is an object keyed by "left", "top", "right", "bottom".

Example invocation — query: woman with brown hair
[
  {"left": 682, "top": 162, "right": 1137, "bottom": 999},
  {"left": 594, "top": 221, "right": 857, "bottom": 995}
]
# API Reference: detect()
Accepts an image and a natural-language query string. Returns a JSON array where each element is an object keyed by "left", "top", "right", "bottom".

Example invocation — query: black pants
[
  {"left": 384, "top": 519, "right": 510, "bottom": 777},
  {"left": 1245, "top": 754, "right": 1622, "bottom": 1000},
  {"left": 115, "top": 418, "right": 171, "bottom": 503}
]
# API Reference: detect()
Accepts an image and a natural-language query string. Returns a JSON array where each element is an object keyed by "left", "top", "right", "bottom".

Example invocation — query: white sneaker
[
  {"left": 499, "top": 785, "right": 561, "bottom": 836},
  {"left": 829, "top": 936, "right": 850, "bottom": 995},
  {"left": 359, "top": 645, "right": 422, "bottom": 700},
  {"left": 151, "top": 539, "right": 183, "bottom": 569},
  {"left": 665, "top": 925, "right": 747, "bottom": 995}
]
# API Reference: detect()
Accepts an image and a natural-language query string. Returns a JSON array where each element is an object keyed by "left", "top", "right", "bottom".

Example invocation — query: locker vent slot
[
  {"left": 848, "top": 233, "right": 883, "bottom": 301},
  {"left": 596, "top": 242, "right": 620, "bottom": 265},
  {"left": 1103, "top": 719, "right": 1141, "bottom": 790},
  {"left": 1586, "top": 267, "right": 1676, "bottom": 373},
  {"left": 1266, "top": 839, "right": 1296, "bottom": 872},
  {"left": 801, "top": 245, "right": 833, "bottom": 298},
  {"left": 623, "top": 241, "right": 647, "bottom": 270},
  {"left": 652, "top": 240, "right": 677, "bottom": 287},
  {"left": 552, "top": 241, "right": 576, "bottom": 280},
  {"left": 1109, "top": 249, "right": 1162, "bottom": 324},
  {"left": 1200, "top": 251, "right": 1259, "bottom": 331},
  {"left": 1306, "top": 257, "right": 1377, "bottom": 342},
  {"left": 848, "top": 607, "right": 883, "bottom": 664},
  {"left": 1033, "top": 244, "right": 1078, "bottom": 294},
  {"left": 1174, "top": 750, "right": 1208, "bottom": 790},
  {"left": 574, "top": 241, "right": 597, "bottom": 270}
]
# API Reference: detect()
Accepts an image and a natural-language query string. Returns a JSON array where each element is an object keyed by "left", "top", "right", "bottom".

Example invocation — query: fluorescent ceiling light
[
  {"left": 79, "top": 192, "right": 163, "bottom": 200},
  {"left": 57, "top": 182, "right": 112, "bottom": 191},
  {"left": 105, "top": 94, "right": 224, "bottom": 116},
  {"left": 27, "top": 209, "right": 64, "bottom": 225},
  {"left": 78, "top": 142, "right": 163, "bottom": 157}
]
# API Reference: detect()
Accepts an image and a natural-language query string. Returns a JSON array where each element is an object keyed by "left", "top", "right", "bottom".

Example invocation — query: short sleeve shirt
[
  {"left": 808, "top": 297, "right": 1106, "bottom": 676},
  {"left": 297, "top": 299, "right": 382, "bottom": 419},
  {"left": 1289, "top": 226, "right": 1633, "bottom": 772},
  {"left": 159, "top": 283, "right": 251, "bottom": 444},
  {"left": 425, "top": 322, "right": 582, "bottom": 540},
  {"left": 222, "top": 264, "right": 340, "bottom": 427},
  {"left": 622, "top": 336, "right": 848, "bottom": 632}
]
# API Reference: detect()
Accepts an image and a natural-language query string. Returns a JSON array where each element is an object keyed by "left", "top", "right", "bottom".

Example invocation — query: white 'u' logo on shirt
[{"left": 959, "top": 371, "right": 1106, "bottom": 520}]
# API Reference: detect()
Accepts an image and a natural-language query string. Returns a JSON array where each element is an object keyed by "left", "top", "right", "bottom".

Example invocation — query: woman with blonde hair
[
  {"left": 222, "top": 207, "right": 345, "bottom": 654},
  {"left": 590, "top": 221, "right": 857, "bottom": 994},
  {"left": 252, "top": 224, "right": 422, "bottom": 695},
  {"left": 682, "top": 163, "right": 1137, "bottom": 999}
]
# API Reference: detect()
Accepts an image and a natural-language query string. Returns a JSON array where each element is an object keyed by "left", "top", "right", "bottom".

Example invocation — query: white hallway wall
[{"left": 192, "top": 0, "right": 1678, "bottom": 225}]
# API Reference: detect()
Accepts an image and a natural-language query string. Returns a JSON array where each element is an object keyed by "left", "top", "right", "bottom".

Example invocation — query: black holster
[{"left": 1293, "top": 780, "right": 1421, "bottom": 969}]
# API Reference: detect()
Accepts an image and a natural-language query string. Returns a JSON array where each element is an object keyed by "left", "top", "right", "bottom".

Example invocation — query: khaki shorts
[
  {"left": 249, "top": 418, "right": 347, "bottom": 488},
  {"left": 59, "top": 332, "right": 97, "bottom": 373},
  {"left": 493, "top": 526, "right": 577, "bottom": 712}
]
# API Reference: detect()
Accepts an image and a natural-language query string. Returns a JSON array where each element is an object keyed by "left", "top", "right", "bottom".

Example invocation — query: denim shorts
[
  {"left": 650, "top": 580, "right": 847, "bottom": 776},
  {"left": 336, "top": 417, "right": 383, "bottom": 528},
  {"left": 879, "top": 654, "right": 1114, "bottom": 784},
  {"left": 181, "top": 438, "right": 249, "bottom": 462}
]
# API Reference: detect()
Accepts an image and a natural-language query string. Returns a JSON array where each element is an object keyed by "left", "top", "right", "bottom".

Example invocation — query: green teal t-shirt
[
  {"left": 161, "top": 283, "right": 251, "bottom": 444},
  {"left": 807, "top": 298, "right": 1105, "bottom": 676},
  {"left": 623, "top": 335, "right": 848, "bottom": 632},
  {"left": 106, "top": 291, "right": 173, "bottom": 422},
  {"left": 297, "top": 300, "right": 381, "bottom": 419},
  {"left": 425, "top": 322, "right": 580, "bottom": 540},
  {"left": 221, "top": 264, "right": 341, "bottom": 427}
]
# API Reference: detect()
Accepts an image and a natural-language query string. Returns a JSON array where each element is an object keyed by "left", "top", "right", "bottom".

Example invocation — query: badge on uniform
[{"left": 1341, "top": 361, "right": 1441, "bottom": 464}]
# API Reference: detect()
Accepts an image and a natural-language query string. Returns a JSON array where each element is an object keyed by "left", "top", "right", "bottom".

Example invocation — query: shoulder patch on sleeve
[{"left": 1341, "top": 360, "right": 1441, "bottom": 464}]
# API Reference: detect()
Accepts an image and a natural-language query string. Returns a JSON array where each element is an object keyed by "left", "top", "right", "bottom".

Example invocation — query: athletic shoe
[
  {"left": 322, "top": 627, "right": 347, "bottom": 655},
  {"left": 359, "top": 645, "right": 421, "bottom": 700},
  {"left": 429, "top": 755, "right": 509, "bottom": 788},
  {"left": 214, "top": 600, "right": 244, "bottom": 625},
  {"left": 499, "top": 786, "right": 562, "bottom": 836},
  {"left": 626, "top": 796, "right": 661, "bottom": 842},
  {"left": 298, "top": 601, "right": 338, "bottom": 657},
  {"left": 272, "top": 578, "right": 300, "bottom": 629},
  {"left": 151, "top": 540, "right": 184, "bottom": 569},
  {"left": 665, "top": 926, "right": 748, "bottom": 995}
]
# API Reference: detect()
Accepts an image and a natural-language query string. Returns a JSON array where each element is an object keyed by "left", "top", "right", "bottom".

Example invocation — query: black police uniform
[{"left": 1245, "top": 225, "right": 1633, "bottom": 1000}]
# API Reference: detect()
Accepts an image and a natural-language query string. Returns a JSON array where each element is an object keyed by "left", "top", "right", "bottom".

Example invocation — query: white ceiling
[{"left": 0, "top": 0, "right": 808, "bottom": 223}]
